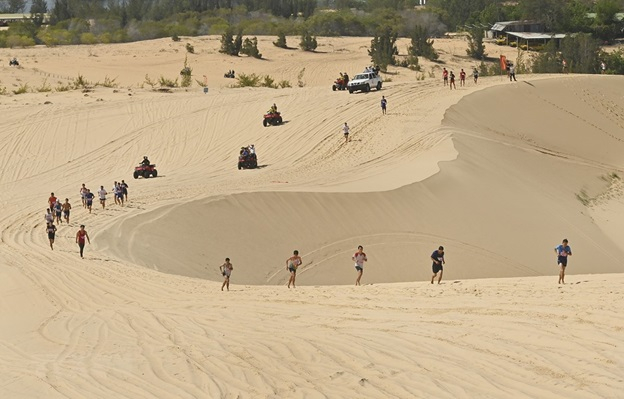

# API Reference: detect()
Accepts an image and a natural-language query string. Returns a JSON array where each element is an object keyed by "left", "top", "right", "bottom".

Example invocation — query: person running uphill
[
  {"left": 76, "top": 225, "right": 91, "bottom": 258},
  {"left": 342, "top": 122, "right": 350, "bottom": 143},
  {"left": 555, "top": 239, "right": 572, "bottom": 284},
  {"left": 286, "top": 250, "right": 302, "bottom": 288},
  {"left": 431, "top": 246, "right": 445, "bottom": 284},
  {"left": 220, "top": 257, "right": 233, "bottom": 291},
  {"left": 46, "top": 222, "right": 57, "bottom": 250},
  {"left": 62, "top": 198, "right": 71, "bottom": 224},
  {"left": 352, "top": 245, "right": 368, "bottom": 286}
]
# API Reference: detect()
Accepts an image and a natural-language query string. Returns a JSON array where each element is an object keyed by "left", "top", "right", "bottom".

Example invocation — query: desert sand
[{"left": 1, "top": 36, "right": 623, "bottom": 398}]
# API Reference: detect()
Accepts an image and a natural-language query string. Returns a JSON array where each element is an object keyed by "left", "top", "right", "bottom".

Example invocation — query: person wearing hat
[
  {"left": 141, "top": 156, "right": 150, "bottom": 166},
  {"left": 431, "top": 246, "right": 445, "bottom": 284}
]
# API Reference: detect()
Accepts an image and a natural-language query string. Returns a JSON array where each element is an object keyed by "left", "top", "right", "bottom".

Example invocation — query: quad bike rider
[
  {"left": 238, "top": 145, "right": 258, "bottom": 169},
  {"left": 9, "top": 58, "right": 19, "bottom": 66},
  {"left": 263, "top": 103, "right": 283, "bottom": 127},
  {"left": 134, "top": 156, "right": 158, "bottom": 178},
  {"left": 332, "top": 72, "right": 349, "bottom": 91}
]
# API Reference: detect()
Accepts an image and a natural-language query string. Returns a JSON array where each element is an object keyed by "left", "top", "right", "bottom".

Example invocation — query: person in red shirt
[
  {"left": 48, "top": 192, "right": 57, "bottom": 211},
  {"left": 76, "top": 225, "right": 91, "bottom": 258},
  {"left": 459, "top": 69, "right": 466, "bottom": 87},
  {"left": 442, "top": 68, "right": 448, "bottom": 86}
]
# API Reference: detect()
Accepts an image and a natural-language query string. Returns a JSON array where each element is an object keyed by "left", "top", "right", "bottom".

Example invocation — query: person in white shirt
[
  {"left": 342, "top": 122, "right": 350, "bottom": 143},
  {"left": 352, "top": 245, "right": 368, "bottom": 286},
  {"left": 98, "top": 186, "right": 107, "bottom": 209}
]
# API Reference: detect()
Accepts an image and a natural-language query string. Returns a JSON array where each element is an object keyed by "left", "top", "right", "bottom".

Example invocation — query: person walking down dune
[
  {"left": 220, "top": 257, "right": 233, "bottom": 291},
  {"left": 381, "top": 96, "right": 387, "bottom": 115},
  {"left": 555, "top": 239, "right": 572, "bottom": 284},
  {"left": 62, "top": 198, "right": 71, "bottom": 224},
  {"left": 431, "top": 246, "right": 445, "bottom": 284},
  {"left": 44, "top": 208, "right": 54, "bottom": 225},
  {"left": 342, "top": 122, "right": 350, "bottom": 143},
  {"left": 76, "top": 225, "right": 90, "bottom": 258},
  {"left": 286, "top": 250, "right": 302, "bottom": 288},
  {"left": 352, "top": 245, "right": 368, "bottom": 286},
  {"left": 46, "top": 222, "right": 57, "bottom": 250}
]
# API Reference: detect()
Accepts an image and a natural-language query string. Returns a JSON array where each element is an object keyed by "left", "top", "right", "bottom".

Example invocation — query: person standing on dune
[
  {"left": 555, "top": 239, "right": 572, "bottom": 284},
  {"left": 342, "top": 122, "right": 350, "bottom": 143},
  {"left": 220, "top": 257, "right": 233, "bottom": 291},
  {"left": 381, "top": 96, "right": 387, "bottom": 115},
  {"left": 352, "top": 245, "right": 368, "bottom": 286},
  {"left": 431, "top": 246, "right": 445, "bottom": 284},
  {"left": 76, "top": 225, "right": 90, "bottom": 258},
  {"left": 286, "top": 250, "right": 302, "bottom": 288}
]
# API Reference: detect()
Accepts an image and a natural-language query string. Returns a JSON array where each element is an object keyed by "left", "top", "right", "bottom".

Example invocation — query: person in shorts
[
  {"left": 48, "top": 192, "right": 57, "bottom": 212},
  {"left": 286, "top": 250, "right": 302, "bottom": 288},
  {"left": 46, "top": 222, "right": 57, "bottom": 250},
  {"left": 442, "top": 68, "right": 448, "bottom": 86},
  {"left": 431, "top": 246, "right": 445, "bottom": 284},
  {"left": 85, "top": 189, "right": 94, "bottom": 213},
  {"left": 380, "top": 96, "right": 387, "bottom": 115},
  {"left": 116, "top": 182, "right": 124, "bottom": 206},
  {"left": 342, "top": 122, "right": 350, "bottom": 143},
  {"left": 220, "top": 257, "right": 233, "bottom": 291},
  {"left": 54, "top": 200, "right": 62, "bottom": 224},
  {"left": 352, "top": 245, "right": 368, "bottom": 286},
  {"left": 554, "top": 239, "right": 572, "bottom": 284},
  {"left": 62, "top": 198, "right": 71, "bottom": 224},
  {"left": 121, "top": 180, "right": 129, "bottom": 201},
  {"left": 459, "top": 69, "right": 466, "bottom": 87},
  {"left": 80, "top": 184, "right": 87, "bottom": 208},
  {"left": 44, "top": 208, "right": 54, "bottom": 225},
  {"left": 98, "top": 186, "right": 107, "bottom": 209}
]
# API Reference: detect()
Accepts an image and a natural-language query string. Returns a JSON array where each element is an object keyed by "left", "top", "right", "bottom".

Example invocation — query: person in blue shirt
[
  {"left": 431, "top": 246, "right": 445, "bottom": 284},
  {"left": 554, "top": 239, "right": 572, "bottom": 284}
]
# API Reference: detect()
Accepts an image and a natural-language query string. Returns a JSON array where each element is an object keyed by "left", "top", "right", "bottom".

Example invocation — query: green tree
[
  {"left": 299, "top": 31, "right": 317, "bottom": 51},
  {"left": 408, "top": 25, "right": 439, "bottom": 61},
  {"left": 219, "top": 27, "right": 239, "bottom": 56},
  {"left": 241, "top": 36, "right": 262, "bottom": 58},
  {"left": 519, "top": 0, "right": 566, "bottom": 31},
  {"left": 273, "top": 31, "right": 287, "bottom": 48},
  {"left": 560, "top": 33, "right": 601, "bottom": 73},
  {"left": 466, "top": 28, "right": 487, "bottom": 59},
  {"left": 180, "top": 55, "right": 193, "bottom": 87},
  {"left": 368, "top": 26, "right": 398, "bottom": 72},
  {"left": 2, "top": 0, "right": 26, "bottom": 13},
  {"left": 531, "top": 40, "right": 561, "bottom": 73}
]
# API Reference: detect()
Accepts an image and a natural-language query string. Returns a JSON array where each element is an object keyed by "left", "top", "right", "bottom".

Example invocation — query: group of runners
[
  {"left": 44, "top": 181, "right": 129, "bottom": 257},
  {"left": 219, "top": 238, "right": 572, "bottom": 290},
  {"left": 442, "top": 67, "right": 479, "bottom": 89}
]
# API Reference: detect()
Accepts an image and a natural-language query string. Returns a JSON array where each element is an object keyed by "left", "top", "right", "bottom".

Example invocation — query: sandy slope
[{"left": 1, "top": 36, "right": 623, "bottom": 398}]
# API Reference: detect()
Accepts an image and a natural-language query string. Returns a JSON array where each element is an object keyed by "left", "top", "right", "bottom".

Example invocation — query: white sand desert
[{"left": 1, "top": 36, "right": 623, "bottom": 398}]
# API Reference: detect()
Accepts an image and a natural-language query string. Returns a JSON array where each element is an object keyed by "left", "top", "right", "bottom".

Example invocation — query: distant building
[
  {"left": 489, "top": 20, "right": 566, "bottom": 49},
  {"left": 0, "top": 13, "right": 50, "bottom": 27},
  {"left": 489, "top": 21, "right": 545, "bottom": 39}
]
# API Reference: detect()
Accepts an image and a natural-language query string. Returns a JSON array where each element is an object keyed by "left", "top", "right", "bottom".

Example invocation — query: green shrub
[
  {"left": 73, "top": 74, "right": 90, "bottom": 89},
  {"left": 13, "top": 83, "right": 29, "bottom": 94},
  {"left": 180, "top": 55, "right": 193, "bottom": 87},
  {"left": 278, "top": 80, "right": 291, "bottom": 88},
  {"left": 261, "top": 75, "right": 277, "bottom": 88},
  {"left": 97, "top": 76, "right": 118, "bottom": 88},
  {"left": 300, "top": 31, "right": 317, "bottom": 52},
  {"left": 36, "top": 79, "right": 52, "bottom": 92},
  {"left": 80, "top": 32, "right": 98, "bottom": 44},
  {"left": 236, "top": 73, "right": 261, "bottom": 87},
  {"left": 274, "top": 31, "right": 287, "bottom": 48},
  {"left": 297, "top": 67, "right": 306, "bottom": 87},
  {"left": 369, "top": 26, "right": 398, "bottom": 72},
  {"left": 172, "top": 34, "right": 181, "bottom": 42},
  {"left": 6, "top": 35, "right": 36, "bottom": 48},
  {"left": 241, "top": 37, "right": 262, "bottom": 59},
  {"left": 55, "top": 82, "right": 72, "bottom": 92},
  {"left": 159, "top": 76, "right": 178, "bottom": 88},
  {"left": 185, "top": 42, "right": 195, "bottom": 53},
  {"left": 144, "top": 74, "right": 157, "bottom": 88},
  {"left": 0, "top": 86, "right": 7, "bottom": 95}
]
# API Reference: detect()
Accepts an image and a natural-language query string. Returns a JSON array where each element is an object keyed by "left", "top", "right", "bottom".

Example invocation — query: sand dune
[{"left": 1, "top": 36, "right": 623, "bottom": 398}]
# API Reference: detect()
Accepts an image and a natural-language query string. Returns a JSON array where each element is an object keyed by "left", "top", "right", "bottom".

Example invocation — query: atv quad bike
[
  {"left": 134, "top": 164, "right": 158, "bottom": 179},
  {"left": 263, "top": 112, "right": 283, "bottom": 127}
]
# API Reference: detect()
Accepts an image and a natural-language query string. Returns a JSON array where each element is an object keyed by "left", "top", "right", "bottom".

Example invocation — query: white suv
[{"left": 347, "top": 71, "right": 382, "bottom": 93}]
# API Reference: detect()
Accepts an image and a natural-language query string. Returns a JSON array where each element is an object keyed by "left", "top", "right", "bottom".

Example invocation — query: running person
[
  {"left": 220, "top": 258, "right": 233, "bottom": 291},
  {"left": 431, "top": 246, "right": 445, "bottom": 284},
  {"left": 80, "top": 184, "right": 87, "bottom": 208},
  {"left": 342, "top": 122, "right": 350, "bottom": 143},
  {"left": 62, "top": 198, "right": 71, "bottom": 224},
  {"left": 352, "top": 245, "right": 368, "bottom": 286},
  {"left": 286, "top": 250, "right": 302, "bottom": 288},
  {"left": 121, "top": 180, "right": 129, "bottom": 201},
  {"left": 54, "top": 200, "right": 62, "bottom": 224},
  {"left": 113, "top": 182, "right": 119, "bottom": 205},
  {"left": 381, "top": 96, "right": 387, "bottom": 115},
  {"left": 76, "top": 225, "right": 90, "bottom": 258},
  {"left": 46, "top": 222, "right": 57, "bottom": 250},
  {"left": 116, "top": 183, "right": 124, "bottom": 206},
  {"left": 85, "top": 189, "right": 94, "bottom": 213},
  {"left": 44, "top": 208, "right": 54, "bottom": 225},
  {"left": 98, "top": 186, "right": 107, "bottom": 209},
  {"left": 555, "top": 239, "right": 572, "bottom": 284},
  {"left": 48, "top": 192, "right": 57, "bottom": 212}
]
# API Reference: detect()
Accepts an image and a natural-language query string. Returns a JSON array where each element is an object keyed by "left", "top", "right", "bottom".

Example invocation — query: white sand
[{"left": 1, "top": 36, "right": 623, "bottom": 398}]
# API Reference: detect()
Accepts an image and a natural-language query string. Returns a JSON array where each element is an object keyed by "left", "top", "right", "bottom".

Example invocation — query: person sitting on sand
[{"left": 286, "top": 250, "right": 302, "bottom": 288}]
